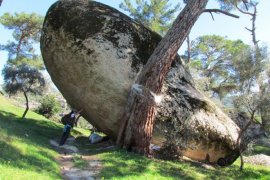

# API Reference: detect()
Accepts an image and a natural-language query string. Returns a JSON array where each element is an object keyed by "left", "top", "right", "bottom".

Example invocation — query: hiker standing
[{"left": 59, "top": 109, "right": 82, "bottom": 146}]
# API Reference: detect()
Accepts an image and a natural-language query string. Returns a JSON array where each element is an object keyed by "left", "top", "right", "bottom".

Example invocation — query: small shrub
[{"left": 37, "top": 95, "right": 61, "bottom": 118}]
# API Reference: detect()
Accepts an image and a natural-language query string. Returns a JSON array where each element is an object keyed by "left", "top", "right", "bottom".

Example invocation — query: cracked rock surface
[{"left": 41, "top": 0, "right": 240, "bottom": 162}]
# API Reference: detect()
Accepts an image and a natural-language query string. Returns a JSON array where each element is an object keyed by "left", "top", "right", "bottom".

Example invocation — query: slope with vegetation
[
  {"left": 0, "top": 95, "right": 62, "bottom": 178},
  {"left": 0, "top": 94, "right": 270, "bottom": 179}
]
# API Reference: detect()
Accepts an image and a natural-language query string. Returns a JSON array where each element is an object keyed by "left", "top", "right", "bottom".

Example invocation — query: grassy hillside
[
  {"left": 0, "top": 95, "right": 63, "bottom": 179},
  {"left": 1, "top": 94, "right": 270, "bottom": 179}
]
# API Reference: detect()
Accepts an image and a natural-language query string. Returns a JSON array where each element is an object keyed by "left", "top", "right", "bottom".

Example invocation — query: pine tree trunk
[
  {"left": 117, "top": 0, "right": 209, "bottom": 156},
  {"left": 22, "top": 91, "right": 29, "bottom": 119}
]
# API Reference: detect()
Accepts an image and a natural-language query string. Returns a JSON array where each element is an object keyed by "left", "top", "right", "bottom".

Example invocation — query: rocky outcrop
[
  {"left": 155, "top": 66, "right": 240, "bottom": 162},
  {"left": 41, "top": 0, "right": 240, "bottom": 163},
  {"left": 231, "top": 112, "right": 265, "bottom": 145}
]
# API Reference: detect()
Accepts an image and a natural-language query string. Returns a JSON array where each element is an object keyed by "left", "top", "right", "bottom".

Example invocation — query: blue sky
[{"left": 0, "top": 0, "right": 269, "bottom": 84}]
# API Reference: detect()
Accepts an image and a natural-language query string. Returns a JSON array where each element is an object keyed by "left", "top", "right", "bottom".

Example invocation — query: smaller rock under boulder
[{"left": 89, "top": 133, "right": 104, "bottom": 144}]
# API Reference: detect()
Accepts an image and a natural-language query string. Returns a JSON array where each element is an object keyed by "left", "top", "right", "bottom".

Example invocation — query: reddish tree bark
[{"left": 117, "top": 0, "right": 209, "bottom": 156}]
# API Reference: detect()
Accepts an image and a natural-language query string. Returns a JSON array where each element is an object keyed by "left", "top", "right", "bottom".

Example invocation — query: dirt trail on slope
[{"left": 49, "top": 138, "right": 103, "bottom": 180}]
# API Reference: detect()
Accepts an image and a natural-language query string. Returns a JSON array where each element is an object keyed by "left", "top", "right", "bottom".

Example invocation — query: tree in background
[
  {"left": 188, "top": 0, "right": 269, "bottom": 170},
  {"left": 0, "top": 12, "right": 43, "bottom": 59},
  {"left": 233, "top": 92, "right": 264, "bottom": 170},
  {"left": 2, "top": 64, "right": 45, "bottom": 118},
  {"left": 239, "top": 1, "right": 270, "bottom": 135},
  {"left": 233, "top": 0, "right": 270, "bottom": 136},
  {"left": 119, "top": 0, "right": 180, "bottom": 35},
  {"left": 0, "top": 12, "right": 45, "bottom": 118},
  {"left": 189, "top": 35, "right": 249, "bottom": 100},
  {"left": 258, "top": 66, "right": 270, "bottom": 133}
]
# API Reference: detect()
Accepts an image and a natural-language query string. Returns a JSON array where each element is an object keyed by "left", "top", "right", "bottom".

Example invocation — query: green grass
[
  {"left": 1, "top": 94, "right": 270, "bottom": 179},
  {"left": 75, "top": 136, "right": 270, "bottom": 179},
  {"left": 0, "top": 95, "right": 63, "bottom": 179},
  {"left": 0, "top": 95, "right": 91, "bottom": 179},
  {"left": 97, "top": 149, "right": 270, "bottom": 180},
  {"left": 253, "top": 145, "right": 270, "bottom": 156}
]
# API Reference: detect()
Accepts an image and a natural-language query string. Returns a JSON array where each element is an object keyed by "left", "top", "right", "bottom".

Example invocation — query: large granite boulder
[{"left": 41, "top": 0, "right": 240, "bottom": 163}]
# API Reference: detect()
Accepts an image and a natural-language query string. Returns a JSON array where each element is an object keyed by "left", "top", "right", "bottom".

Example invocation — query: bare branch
[
  {"left": 236, "top": 2, "right": 259, "bottom": 46},
  {"left": 245, "top": 27, "right": 252, "bottom": 32},
  {"left": 242, "top": 0, "right": 249, "bottom": 11},
  {"left": 247, "top": 101, "right": 253, "bottom": 115},
  {"left": 209, "top": 12, "right": 214, "bottom": 21},
  {"left": 235, "top": 5, "right": 253, "bottom": 16},
  {"left": 251, "top": 5, "right": 258, "bottom": 46},
  {"left": 247, "top": 106, "right": 252, "bottom": 115},
  {"left": 203, "top": 9, "right": 239, "bottom": 18}
]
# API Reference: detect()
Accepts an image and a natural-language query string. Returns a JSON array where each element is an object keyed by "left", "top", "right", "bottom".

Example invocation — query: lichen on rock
[{"left": 41, "top": 0, "right": 240, "bottom": 164}]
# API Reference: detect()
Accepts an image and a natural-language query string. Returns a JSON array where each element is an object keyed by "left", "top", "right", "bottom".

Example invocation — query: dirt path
[{"left": 49, "top": 138, "right": 102, "bottom": 180}]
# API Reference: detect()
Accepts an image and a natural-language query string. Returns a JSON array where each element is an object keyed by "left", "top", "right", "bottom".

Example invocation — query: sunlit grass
[
  {"left": 98, "top": 149, "right": 270, "bottom": 179},
  {"left": 253, "top": 145, "right": 270, "bottom": 156},
  {"left": 1, "top": 94, "right": 270, "bottom": 179},
  {"left": 0, "top": 95, "right": 62, "bottom": 179}
]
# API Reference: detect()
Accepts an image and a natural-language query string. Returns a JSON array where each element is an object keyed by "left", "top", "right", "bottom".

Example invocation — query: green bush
[{"left": 37, "top": 95, "right": 61, "bottom": 118}]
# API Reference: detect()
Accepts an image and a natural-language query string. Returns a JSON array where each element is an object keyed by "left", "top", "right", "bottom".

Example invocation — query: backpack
[{"left": 61, "top": 114, "right": 71, "bottom": 125}]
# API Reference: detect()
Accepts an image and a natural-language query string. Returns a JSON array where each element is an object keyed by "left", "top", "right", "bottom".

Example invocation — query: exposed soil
[{"left": 49, "top": 138, "right": 103, "bottom": 180}]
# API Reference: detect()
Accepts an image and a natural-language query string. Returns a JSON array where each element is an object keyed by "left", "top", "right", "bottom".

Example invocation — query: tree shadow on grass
[
  {"left": 2, "top": 110, "right": 267, "bottom": 179},
  {"left": 72, "top": 137, "right": 189, "bottom": 179},
  {"left": 74, "top": 137, "right": 200, "bottom": 179},
  {"left": 0, "top": 110, "right": 63, "bottom": 178},
  {"left": 0, "top": 140, "right": 61, "bottom": 178},
  {"left": 158, "top": 159, "right": 270, "bottom": 180},
  {"left": 0, "top": 110, "right": 63, "bottom": 147},
  {"left": 98, "top": 149, "right": 200, "bottom": 179},
  {"left": 73, "top": 137, "right": 270, "bottom": 179}
]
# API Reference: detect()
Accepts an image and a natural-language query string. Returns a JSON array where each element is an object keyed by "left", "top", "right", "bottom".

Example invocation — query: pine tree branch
[
  {"left": 245, "top": 27, "right": 252, "bottom": 32},
  {"left": 237, "top": 2, "right": 258, "bottom": 46},
  {"left": 209, "top": 12, "right": 215, "bottom": 21},
  {"left": 242, "top": 0, "right": 249, "bottom": 11},
  {"left": 235, "top": 5, "right": 253, "bottom": 16},
  {"left": 203, "top": 9, "right": 239, "bottom": 18}
]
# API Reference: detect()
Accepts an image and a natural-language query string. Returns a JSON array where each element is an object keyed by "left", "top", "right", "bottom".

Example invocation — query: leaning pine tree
[
  {"left": 0, "top": 12, "right": 45, "bottom": 118},
  {"left": 117, "top": 0, "right": 245, "bottom": 156}
]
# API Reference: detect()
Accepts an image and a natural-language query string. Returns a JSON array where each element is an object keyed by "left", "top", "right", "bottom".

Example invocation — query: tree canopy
[
  {"left": 120, "top": 0, "right": 180, "bottom": 35},
  {"left": 0, "top": 12, "right": 43, "bottom": 59},
  {"left": 3, "top": 64, "right": 45, "bottom": 95},
  {"left": 189, "top": 35, "right": 250, "bottom": 99}
]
